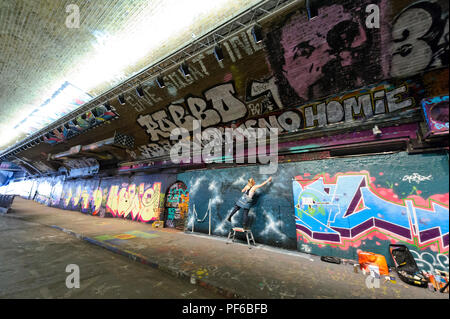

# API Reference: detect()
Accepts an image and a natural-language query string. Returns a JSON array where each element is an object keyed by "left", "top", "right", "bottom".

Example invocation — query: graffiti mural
[
  {"left": 0, "top": 175, "right": 170, "bottom": 224},
  {"left": 4, "top": 1, "right": 448, "bottom": 170},
  {"left": 291, "top": 152, "right": 448, "bottom": 268},
  {"left": 164, "top": 181, "right": 190, "bottom": 229},
  {"left": 178, "top": 151, "right": 449, "bottom": 268},
  {"left": 104, "top": 180, "right": 162, "bottom": 222},
  {"left": 0, "top": 171, "right": 12, "bottom": 188},
  {"left": 391, "top": 0, "right": 449, "bottom": 78},
  {"left": 264, "top": 0, "right": 387, "bottom": 106},
  {"left": 178, "top": 165, "right": 298, "bottom": 249},
  {"left": 43, "top": 127, "right": 65, "bottom": 144},
  {"left": 80, "top": 179, "right": 100, "bottom": 214},
  {"left": 2, "top": 174, "right": 173, "bottom": 224},
  {"left": 410, "top": 250, "right": 449, "bottom": 273},
  {"left": 131, "top": 1, "right": 448, "bottom": 162},
  {"left": 61, "top": 179, "right": 85, "bottom": 211},
  {"left": 44, "top": 106, "right": 119, "bottom": 145},
  {"left": 12, "top": 81, "right": 92, "bottom": 140},
  {"left": 6, "top": 1, "right": 447, "bottom": 170},
  {"left": 138, "top": 79, "right": 420, "bottom": 159},
  {"left": 293, "top": 172, "right": 448, "bottom": 250},
  {"left": 0, "top": 1, "right": 448, "bottom": 272},
  {"left": 2, "top": 150, "right": 449, "bottom": 269},
  {"left": 136, "top": 82, "right": 250, "bottom": 142}
]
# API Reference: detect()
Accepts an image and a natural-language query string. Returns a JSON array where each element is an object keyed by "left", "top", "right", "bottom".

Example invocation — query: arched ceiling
[{"left": 0, "top": 0, "right": 262, "bottom": 151}]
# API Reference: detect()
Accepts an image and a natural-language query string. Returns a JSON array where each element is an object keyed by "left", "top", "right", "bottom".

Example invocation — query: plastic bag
[{"left": 357, "top": 250, "right": 389, "bottom": 276}]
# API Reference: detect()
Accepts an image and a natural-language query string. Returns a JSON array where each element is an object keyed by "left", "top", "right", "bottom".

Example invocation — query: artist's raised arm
[{"left": 253, "top": 177, "right": 272, "bottom": 190}]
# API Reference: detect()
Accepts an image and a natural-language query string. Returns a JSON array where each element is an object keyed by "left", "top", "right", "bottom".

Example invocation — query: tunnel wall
[
  {"left": 11, "top": 0, "right": 447, "bottom": 170},
  {"left": 1, "top": 0, "right": 448, "bottom": 271},
  {"left": 0, "top": 174, "right": 176, "bottom": 224},
  {"left": 178, "top": 151, "right": 449, "bottom": 270},
  {"left": 2, "top": 151, "right": 448, "bottom": 271},
  {"left": 125, "top": 0, "right": 449, "bottom": 161}
]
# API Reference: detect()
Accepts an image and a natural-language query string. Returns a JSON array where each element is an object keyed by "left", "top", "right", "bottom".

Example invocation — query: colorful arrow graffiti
[{"left": 293, "top": 172, "right": 449, "bottom": 253}]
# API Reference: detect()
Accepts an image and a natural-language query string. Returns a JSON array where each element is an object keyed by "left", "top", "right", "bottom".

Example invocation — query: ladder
[{"left": 226, "top": 227, "right": 256, "bottom": 249}]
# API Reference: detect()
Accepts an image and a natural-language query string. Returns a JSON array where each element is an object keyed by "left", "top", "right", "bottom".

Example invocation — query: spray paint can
[
  {"left": 429, "top": 274, "right": 438, "bottom": 290},
  {"left": 354, "top": 264, "right": 359, "bottom": 273}
]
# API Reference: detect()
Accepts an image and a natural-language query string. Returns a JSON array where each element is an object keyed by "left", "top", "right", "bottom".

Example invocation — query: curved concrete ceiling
[{"left": 0, "top": 0, "right": 262, "bottom": 151}]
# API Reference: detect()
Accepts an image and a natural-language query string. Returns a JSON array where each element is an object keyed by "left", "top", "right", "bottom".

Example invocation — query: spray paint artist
[{"left": 226, "top": 176, "right": 273, "bottom": 229}]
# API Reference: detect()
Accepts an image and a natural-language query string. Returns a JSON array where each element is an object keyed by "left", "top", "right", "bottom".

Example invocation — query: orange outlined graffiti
[
  {"left": 61, "top": 181, "right": 163, "bottom": 223},
  {"left": 106, "top": 182, "right": 162, "bottom": 222}
]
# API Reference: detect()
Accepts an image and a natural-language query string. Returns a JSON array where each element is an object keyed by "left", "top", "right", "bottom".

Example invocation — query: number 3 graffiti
[{"left": 391, "top": 1, "right": 449, "bottom": 78}]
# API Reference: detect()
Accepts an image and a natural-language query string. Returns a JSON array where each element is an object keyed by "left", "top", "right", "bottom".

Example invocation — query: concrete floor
[
  {"left": 1, "top": 197, "right": 448, "bottom": 299},
  {"left": 0, "top": 216, "right": 223, "bottom": 299}
]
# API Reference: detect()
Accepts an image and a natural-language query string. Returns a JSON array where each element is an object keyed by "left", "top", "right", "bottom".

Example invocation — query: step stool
[{"left": 226, "top": 227, "right": 256, "bottom": 249}]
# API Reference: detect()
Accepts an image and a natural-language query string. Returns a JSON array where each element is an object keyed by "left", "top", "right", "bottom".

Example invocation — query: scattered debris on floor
[
  {"left": 389, "top": 244, "right": 428, "bottom": 287},
  {"left": 319, "top": 246, "right": 449, "bottom": 294},
  {"left": 320, "top": 256, "right": 341, "bottom": 264},
  {"left": 358, "top": 250, "right": 389, "bottom": 276}
]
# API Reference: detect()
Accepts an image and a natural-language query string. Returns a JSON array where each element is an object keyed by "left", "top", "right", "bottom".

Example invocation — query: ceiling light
[
  {"left": 136, "top": 86, "right": 145, "bottom": 98},
  {"left": 180, "top": 63, "right": 191, "bottom": 77},
  {"left": 213, "top": 45, "right": 224, "bottom": 62},
  {"left": 306, "top": 0, "right": 319, "bottom": 20},
  {"left": 251, "top": 25, "right": 263, "bottom": 43},
  {"left": 118, "top": 94, "right": 125, "bottom": 105}
]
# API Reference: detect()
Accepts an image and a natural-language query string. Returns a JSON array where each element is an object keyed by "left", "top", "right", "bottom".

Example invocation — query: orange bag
[{"left": 358, "top": 251, "right": 389, "bottom": 276}]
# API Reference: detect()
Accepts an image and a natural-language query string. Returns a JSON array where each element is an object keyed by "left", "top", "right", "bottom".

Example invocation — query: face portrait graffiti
[
  {"left": 265, "top": 1, "right": 383, "bottom": 106},
  {"left": 391, "top": 1, "right": 449, "bottom": 78}
]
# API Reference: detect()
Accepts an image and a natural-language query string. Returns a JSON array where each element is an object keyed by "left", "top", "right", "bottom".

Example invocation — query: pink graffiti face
[{"left": 280, "top": 5, "right": 368, "bottom": 100}]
